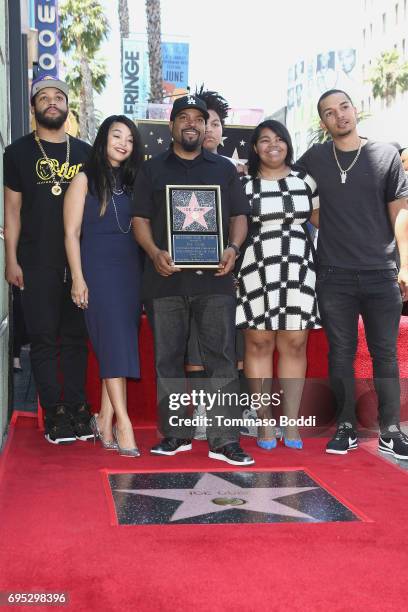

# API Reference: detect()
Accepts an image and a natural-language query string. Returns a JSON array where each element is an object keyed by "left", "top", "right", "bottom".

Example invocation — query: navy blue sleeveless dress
[{"left": 81, "top": 184, "right": 142, "bottom": 379}]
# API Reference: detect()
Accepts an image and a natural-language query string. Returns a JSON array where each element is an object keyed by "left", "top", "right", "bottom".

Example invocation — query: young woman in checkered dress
[{"left": 236, "top": 120, "right": 320, "bottom": 450}]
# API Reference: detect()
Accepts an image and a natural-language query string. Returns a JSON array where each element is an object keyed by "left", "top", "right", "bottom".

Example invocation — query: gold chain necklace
[
  {"left": 34, "top": 131, "right": 70, "bottom": 196},
  {"left": 332, "top": 138, "right": 362, "bottom": 184}
]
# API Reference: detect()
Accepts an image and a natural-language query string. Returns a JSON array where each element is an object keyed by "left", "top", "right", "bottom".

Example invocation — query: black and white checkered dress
[{"left": 236, "top": 170, "right": 321, "bottom": 330}]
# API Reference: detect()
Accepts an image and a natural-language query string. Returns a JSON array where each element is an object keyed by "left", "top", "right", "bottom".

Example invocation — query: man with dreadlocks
[{"left": 196, "top": 86, "right": 246, "bottom": 173}]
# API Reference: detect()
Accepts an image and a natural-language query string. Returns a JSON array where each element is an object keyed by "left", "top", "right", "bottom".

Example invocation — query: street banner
[
  {"left": 122, "top": 37, "right": 150, "bottom": 119},
  {"left": 35, "top": 0, "right": 59, "bottom": 76},
  {"left": 122, "top": 36, "right": 189, "bottom": 117},
  {"left": 162, "top": 42, "right": 189, "bottom": 98}
]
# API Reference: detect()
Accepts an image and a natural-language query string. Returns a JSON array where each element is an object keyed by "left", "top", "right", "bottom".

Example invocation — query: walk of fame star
[
  {"left": 108, "top": 471, "right": 361, "bottom": 526},
  {"left": 117, "top": 473, "right": 317, "bottom": 521},
  {"left": 176, "top": 192, "right": 212, "bottom": 230},
  {"left": 231, "top": 147, "right": 248, "bottom": 165}
]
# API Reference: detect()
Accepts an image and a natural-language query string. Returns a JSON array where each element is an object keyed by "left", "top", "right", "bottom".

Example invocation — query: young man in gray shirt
[{"left": 297, "top": 89, "right": 408, "bottom": 459}]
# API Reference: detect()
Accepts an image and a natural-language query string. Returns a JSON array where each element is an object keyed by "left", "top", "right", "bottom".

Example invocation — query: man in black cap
[
  {"left": 4, "top": 75, "right": 93, "bottom": 444},
  {"left": 132, "top": 95, "right": 254, "bottom": 465}
]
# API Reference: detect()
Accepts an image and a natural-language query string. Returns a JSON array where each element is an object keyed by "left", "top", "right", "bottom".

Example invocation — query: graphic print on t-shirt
[
  {"left": 3, "top": 132, "right": 91, "bottom": 268},
  {"left": 35, "top": 156, "right": 84, "bottom": 185}
]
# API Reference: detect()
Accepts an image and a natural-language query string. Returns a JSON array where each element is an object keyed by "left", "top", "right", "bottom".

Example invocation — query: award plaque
[{"left": 166, "top": 185, "right": 224, "bottom": 268}]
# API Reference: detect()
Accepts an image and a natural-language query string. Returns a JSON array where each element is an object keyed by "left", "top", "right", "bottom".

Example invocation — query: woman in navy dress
[{"left": 64, "top": 115, "right": 143, "bottom": 456}]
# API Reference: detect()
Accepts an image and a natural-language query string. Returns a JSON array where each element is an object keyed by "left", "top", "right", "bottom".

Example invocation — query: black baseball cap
[{"left": 170, "top": 95, "right": 209, "bottom": 121}]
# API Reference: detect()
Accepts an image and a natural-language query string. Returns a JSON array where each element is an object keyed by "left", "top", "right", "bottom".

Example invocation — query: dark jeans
[
  {"left": 151, "top": 294, "right": 240, "bottom": 448},
  {"left": 12, "top": 285, "right": 28, "bottom": 358},
  {"left": 316, "top": 267, "right": 402, "bottom": 430},
  {"left": 21, "top": 267, "right": 88, "bottom": 410}
]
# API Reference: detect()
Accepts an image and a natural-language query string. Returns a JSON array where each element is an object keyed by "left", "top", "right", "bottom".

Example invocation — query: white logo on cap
[{"left": 187, "top": 97, "right": 196, "bottom": 105}]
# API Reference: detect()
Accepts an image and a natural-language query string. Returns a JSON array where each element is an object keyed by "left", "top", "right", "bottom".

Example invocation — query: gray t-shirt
[{"left": 297, "top": 140, "right": 408, "bottom": 269}]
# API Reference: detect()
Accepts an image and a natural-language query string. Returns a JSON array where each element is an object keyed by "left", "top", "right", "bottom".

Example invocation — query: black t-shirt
[
  {"left": 131, "top": 146, "right": 250, "bottom": 299},
  {"left": 297, "top": 140, "right": 408, "bottom": 269},
  {"left": 3, "top": 132, "right": 91, "bottom": 268}
]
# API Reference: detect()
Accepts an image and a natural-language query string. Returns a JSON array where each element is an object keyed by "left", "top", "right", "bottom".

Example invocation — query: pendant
[
  {"left": 341, "top": 171, "right": 347, "bottom": 184},
  {"left": 51, "top": 184, "right": 62, "bottom": 196}
]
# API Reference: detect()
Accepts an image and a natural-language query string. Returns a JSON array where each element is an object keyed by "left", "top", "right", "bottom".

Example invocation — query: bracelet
[{"left": 227, "top": 243, "right": 241, "bottom": 258}]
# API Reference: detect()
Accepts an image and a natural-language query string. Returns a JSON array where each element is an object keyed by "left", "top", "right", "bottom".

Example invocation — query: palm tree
[
  {"left": 59, "top": 0, "right": 109, "bottom": 142},
  {"left": 63, "top": 57, "right": 107, "bottom": 132},
  {"left": 368, "top": 50, "right": 408, "bottom": 107},
  {"left": 118, "top": 0, "right": 130, "bottom": 69},
  {"left": 145, "top": 0, "right": 163, "bottom": 103}
]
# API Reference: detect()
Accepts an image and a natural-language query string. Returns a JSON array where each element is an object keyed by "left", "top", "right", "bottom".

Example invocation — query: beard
[
  {"left": 181, "top": 138, "right": 201, "bottom": 152},
  {"left": 179, "top": 128, "right": 204, "bottom": 152},
  {"left": 34, "top": 107, "right": 68, "bottom": 130}
]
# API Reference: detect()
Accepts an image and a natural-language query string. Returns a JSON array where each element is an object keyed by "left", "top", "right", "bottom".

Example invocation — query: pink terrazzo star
[{"left": 176, "top": 191, "right": 212, "bottom": 229}]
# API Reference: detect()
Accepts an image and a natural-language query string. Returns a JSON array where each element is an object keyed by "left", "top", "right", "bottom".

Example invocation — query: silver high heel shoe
[
  {"left": 89, "top": 414, "right": 118, "bottom": 450},
  {"left": 113, "top": 425, "right": 141, "bottom": 457}
]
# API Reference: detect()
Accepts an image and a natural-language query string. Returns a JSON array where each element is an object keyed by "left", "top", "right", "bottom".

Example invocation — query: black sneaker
[
  {"left": 208, "top": 442, "right": 255, "bottom": 466},
  {"left": 151, "top": 437, "right": 192, "bottom": 456},
  {"left": 326, "top": 423, "right": 358, "bottom": 455},
  {"left": 71, "top": 403, "right": 94, "bottom": 441},
  {"left": 379, "top": 428, "right": 408, "bottom": 460},
  {"left": 44, "top": 404, "right": 76, "bottom": 445}
]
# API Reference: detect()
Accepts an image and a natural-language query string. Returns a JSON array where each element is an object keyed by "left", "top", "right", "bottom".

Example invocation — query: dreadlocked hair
[{"left": 195, "top": 85, "right": 229, "bottom": 125}]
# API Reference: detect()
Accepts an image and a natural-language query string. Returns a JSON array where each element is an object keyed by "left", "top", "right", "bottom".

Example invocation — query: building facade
[
  {"left": 285, "top": 47, "right": 360, "bottom": 158},
  {"left": 285, "top": 1, "right": 408, "bottom": 156},
  {"left": 358, "top": 0, "right": 408, "bottom": 144},
  {"left": 0, "top": 0, "right": 10, "bottom": 447}
]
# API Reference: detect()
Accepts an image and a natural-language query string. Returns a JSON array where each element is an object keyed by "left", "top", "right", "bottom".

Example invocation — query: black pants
[
  {"left": 316, "top": 267, "right": 402, "bottom": 430},
  {"left": 12, "top": 285, "right": 28, "bottom": 358},
  {"left": 150, "top": 294, "right": 240, "bottom": 449},
  {"left": 20, "top": 267, "right": 88, "bottom": 410}
]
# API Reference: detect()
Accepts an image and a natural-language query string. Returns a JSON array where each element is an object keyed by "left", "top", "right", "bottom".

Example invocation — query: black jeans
[
  {"left": 316, "top": 267, "right": 402, "bottom": 430},
  {"left": 21, "top": 267, "right": 88, "bottom": 410},
  {"left": 151, "top": 294, "right": 239, "bottom": 448},
  {"left": 12, "top": 285, "right": 28, "bottom": 358}
]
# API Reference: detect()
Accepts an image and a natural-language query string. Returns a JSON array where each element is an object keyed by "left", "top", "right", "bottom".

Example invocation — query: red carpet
[
  {"left": 1, "top": 415, "right": 408, "bottom": 611},
  {"left": 83, "top": 315, "right": 408, "bottom": 426}
]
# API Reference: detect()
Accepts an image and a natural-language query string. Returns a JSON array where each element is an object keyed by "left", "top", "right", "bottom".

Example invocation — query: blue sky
[{"left": 96, "top": 0, "right": 360, "bottom": 117}]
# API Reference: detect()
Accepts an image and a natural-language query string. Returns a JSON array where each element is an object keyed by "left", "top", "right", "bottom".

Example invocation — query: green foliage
[
  {"left": 308, "top": 117, "right": 331, "bottom": 146},
  {"left": 62, "top": 57, "right": 106, "bottom": 132},
  {"left": 368, "top": 50, "right": 408, "bottom": 105},
  {"left": 64, "top": 57, "right": 107, "bottom": 97},
  {"left": 59, "top": 0, "right": 109, "bottom": 55},
  {"left": 59, "top": 0, "right": 109, "bottom": 139}
]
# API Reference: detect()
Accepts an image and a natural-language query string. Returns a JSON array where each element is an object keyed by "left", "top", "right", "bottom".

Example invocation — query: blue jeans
[
  {"left": 151, "top": 294, "right": 239, "bottom": 448},
  {"left": 316, "top": 267, "right": 402, "bottom": 430}
]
